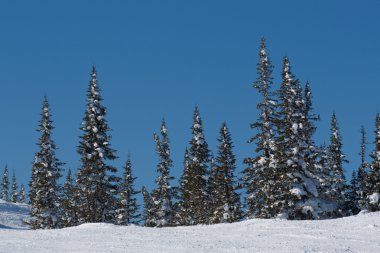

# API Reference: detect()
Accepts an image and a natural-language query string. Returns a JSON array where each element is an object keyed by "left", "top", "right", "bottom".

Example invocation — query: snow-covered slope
[
  {"left": 0, "top": 206, "right": 380, "bottom": 253},
  {"left": 0, "top": 200, "right": 29, "bottom": 229}
]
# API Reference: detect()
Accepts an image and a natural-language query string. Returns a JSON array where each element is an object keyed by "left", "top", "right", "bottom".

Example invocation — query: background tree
[
  {"left": 1, "top": 165, "right": 9, "bottom": 201},
  {"left": 141, "top": 186, "right": 155, "bottom": 227},
  {"left": 61, "top": 169, "right": 78, "bottom": 227},
  {"left": 10, "top": 170, "right": 18, "bottom": 203},
  {"left": 76, "top": 67, "right": 120, "bottom": 223},
  {"left": 18, "top": 184, "right": 25, "bottom": 203},
  {"left": 115, "top": 156, "right": 140, "bottom": 225},
  {"left": 28, "top": 96, "right": 64, "bottom": 229},
  {"left": 368, "top": 113, "right": 380, "bottom": 211},
  {"left": 357, "top": 126, "right": 369, "bottom": 210}
]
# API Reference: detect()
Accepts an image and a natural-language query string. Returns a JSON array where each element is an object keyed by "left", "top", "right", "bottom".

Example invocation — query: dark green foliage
[
  {"left": 368, "top": 113, "right": 380, "bottom": 211},
  {"left": 1, "top": 165, "right": 9, "bottom": 201},
  {"left": 61, "top": 169, "right": 79, "bottom": 227},
  {"left": 10, "top": 170, "right": 18, "bottom": 203}
]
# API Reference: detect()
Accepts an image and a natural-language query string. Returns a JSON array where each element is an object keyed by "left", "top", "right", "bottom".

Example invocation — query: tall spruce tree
[
  {"left": 242, "top": 37, "right": 279, "bottom": 218},
  {"left": 178, "top": 107, "right": 210, "bottom": 225},
  {"left": 177, "top": 148, "right": 192, "bottom": 225},
  {"left": 347, "top": 170, "right": 360, "bottom": 215},
  {"left": 209, "top": 123, "right": 242, "bottom": 223},
  {"left": 61, "top": 169, "right": 78, "bottom": 227},
  {"left": 368, "top": 113, "right": 380, "bottom": 211},
  {"left": 326, "top": 112, "right": 348, "bottom": 217},
  {"left": 1, "top": 165, "right": 9, "bottom": 201},
  {"left": 10, "top": 170, "right": 18, "bottom": 203},
  {"left": 357, "top": 126, "right": 369, "bottom": 210},
  {"left": 18, "top": 184, "right": 25, "bottom": 203},
  {"left": 150, "top": 119, "right": 176, "bottom": 227},
  {"left": 28, "top": 96, "right": 64, "bottom": 229},
  {"left": 115, "top": 156, "right": 140, "bottom": 225},
  {"left": 76, "top": 67, "right": 120, "bottom": 223}
]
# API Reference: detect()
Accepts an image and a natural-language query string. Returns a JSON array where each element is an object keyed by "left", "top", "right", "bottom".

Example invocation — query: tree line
[{"left": 5, "top": 38, "right": 379, "bottom": 229}]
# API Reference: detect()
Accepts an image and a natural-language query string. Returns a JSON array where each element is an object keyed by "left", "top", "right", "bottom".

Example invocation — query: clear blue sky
[{"left": 0, "top": 0, "right": 379, "bottom": 192}]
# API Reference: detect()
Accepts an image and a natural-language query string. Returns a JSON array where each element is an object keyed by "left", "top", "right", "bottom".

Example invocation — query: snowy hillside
[
  {"left": 1, "top": 208, "right": 380, "bottom": 253},
  {"left": 0, "top": 200, "right": 29, "bottom": 229}
]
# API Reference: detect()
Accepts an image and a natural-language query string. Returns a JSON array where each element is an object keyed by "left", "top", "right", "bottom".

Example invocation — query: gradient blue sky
[{"left": 0, "top": 1, "right": 380, "bottom": 192}]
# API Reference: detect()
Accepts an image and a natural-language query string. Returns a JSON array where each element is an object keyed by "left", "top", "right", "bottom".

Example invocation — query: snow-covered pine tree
[
  {"left": 1, "top": 165, "right": 9, "bottom": 201},
  {"left": 357, "top": 126, "right": 369, "bottom": 210},
  {"left": 115, "top": 156, "right": 140, "bottom": 225},
  {"left": 275, "top": 58, "right": 321, "bottom": 219},
  {"left": 28, "top": 96, "right": 64, "bottom": 229},
  {"left": 326, "top": 112, "right": 348, "bottom": 217},
  {"left": 368, "top": 113, "right": 380, "bottom": 211},
  {"left": 177, "top": 148, "right": 192, "bottom": 225},
  {"left": 76, "top": 67, "right": 121, "bottom": 224},
  {"left": 209, "top": 123, "right": 242, "bottom": 223},
  {"left": 61, "top": 169, "right": 78, "bottom": 227},
  {"left": 242, "top": 37, "right": 279, "bottom": 219},
  {"left": 347, "top": 170, "right": 360, "bottom": 215},
  {"left": 141, "top": 186, "right": 155, "bottom": 227},
  {"left": 150, "top": 119, "right": 176, "bottom": 227},
  {"left": 18, "top": 184, "right": 25, "bottom": 203},
  {"left": 10, "top": 170, "right": 18, "bottom": 203},
  {"left": 179, "top": 107, "right": 211, "bottom": 225}
]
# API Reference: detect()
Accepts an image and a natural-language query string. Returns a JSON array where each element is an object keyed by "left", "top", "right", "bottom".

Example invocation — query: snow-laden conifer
[
  {"left": 368, "top": 113, "right": 380, "bottom": 211},
  {"left": 242, "top": 37, "right": 279, "bottom": 218},
  {"left": 115, "top": 156, "right": 140, "bottom": 225},
  {"left": 1, "top": 165, "right": 9, "bottom": 201},
  {"left": 347, "top": 170, "right": 360, "bottom": 215},
  {"left": 76, "top": 67, "right": 120, "bottom": 223},
  {"left": 150, "top": 119, "right": 176, "bottom": 227},
  {"left": 10, "top": 170, "right": 18, "bottom": 203},
  {"left": 61, "top": 169, "right": 78, "bottom": 227},
  {"left": 18, "top": 184, "right": 25, "bottom": 203},
  {"left": 357, "top": 126, "right": 369, "bottom": 210},
  {"left": 142, "top": 186, "right": 155, "bottom": 227},
  {"left": 209, "top": 123, "right": 242, "bottom": 223},
  {"left": 28, "top": 96, "right": 64, "bottom": 229}
]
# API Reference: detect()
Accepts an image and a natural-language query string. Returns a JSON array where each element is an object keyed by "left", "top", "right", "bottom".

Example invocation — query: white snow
[
  {"left": 369, "top": 192, "right": 379, "bottom": 205},
  {"left": 1, "top": 201, "right": 380, "bottom": 252}
]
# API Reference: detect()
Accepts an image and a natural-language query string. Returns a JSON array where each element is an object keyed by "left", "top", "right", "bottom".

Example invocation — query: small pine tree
[
  {"left": 368, "top": 113, "right": 380, "bottom": 211},
  {"left": 115, "top": 156, "right": 140, "bottom": 225},
  {"left": 150, "top": 119, "right": 176, "bottom": 227},
  {"left": 61, "top": 169, "right": 78, "bottom": 227},
  {"left": 18, "top": 184, "right": 25, "bottom": 203},
  {"left": 1, "top": 165, "right": 9, "bottom": 201},
  {"left": 209, "top": 123, "right": 242, "bottom": 223},
  {"left": 10, "top": 170, "right": 18, "bottom": 203},
  {"left": 347, "top": 170, "right": 360, "bottom": 215},
  {"left": 28, "top": 96, "right": 64, "bottom": 229},
  {"left": 76, "top": 67, "right": 121, "bottom": 223},
  {"left": 177, "top": 148, "right": 192, "bottom": 225},
  {"left": 141, "top": 186, "right": 155, "bottom": 227},
  {"left": 326, "top": 112, "right": 348, "bottom": 217},
  {"left": 357, "top": 126, "right": 369, "bottom": 210}
]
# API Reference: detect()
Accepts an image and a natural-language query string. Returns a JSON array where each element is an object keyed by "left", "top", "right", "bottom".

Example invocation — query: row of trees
[
  {"left": 26, "top": 39, "right": 380, "bottom": 229},
  {"left": 1, "top": 165, "right": 26, "bottom": 203}
]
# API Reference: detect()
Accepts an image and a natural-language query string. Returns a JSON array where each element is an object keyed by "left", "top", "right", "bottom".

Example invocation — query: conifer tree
[
  {"left": 115, "top": 156, "right": 140, "bottom": 225},
  {"left": 61, "top": 169, "right": 78, "bottom": 227},
  {"left": 178, "top": 107, "right": 210, "bottom": 225},
  {"left": 18, "top": 184, "right": 25, "bottom": 203},
  {"left": 177, "top": 148, "right": 192, "bottom": 225},
  {"left": 368, "top": 113, "right": 380, "bottom": 211},
  {"left": 242, "top": 37, "right": 279, "bottom": 218},
  {"left": 28, "top": 96, "right": 64, "bottom": 229},
  {"left": 357, "top": 126, "right": 369, "bottom": 210},
  {"left": 10, "top": 170, "right": 18, "bottom": 203},
  {"left": 150, "top": 119, "right": 176, "bottom": 227},
  {"left": 326, "top": 112, "right": 348, "bottom": 217},
  {"left": 76, "top": 67, "right": 120, "bottom": 223},
  {"left": 1, "top": 165, "right": 9, "bottom": 201},
  {"left": 210, "top": 123, "right": 242, "bottom": 223},
  {"left": 347, "top": 170, "right": 360, "bottom": 215},
  {"left": 141, "top": 186, "right": 155, "bottom": 227}
]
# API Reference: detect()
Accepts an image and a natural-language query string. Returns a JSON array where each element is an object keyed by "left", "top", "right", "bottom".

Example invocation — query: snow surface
[{"left": 1, "top": 201, "right": 380, "bottom": 252}]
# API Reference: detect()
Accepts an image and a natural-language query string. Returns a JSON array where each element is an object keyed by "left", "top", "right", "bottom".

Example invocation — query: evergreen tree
[
  {"left": 242, "top": 37, "right": 279, "bottom": 218},
  {"left": 209, "top": 123, "right": 242, "bottom": 223},
  {"left": 61, "top": 169, "right": 78, "bottom": 227},
  {"left": 10, "top": 170, "right": 18, "bottom": 203},
  {"left": 357, "top": 126, "right": 369, "bottom": 210},
  {"left": 141, "top": 186, "right": 155, "bottom": 227},
  {"left": 150, "top": 119, "right": 176, "bottom": 227},
  {"left": 326, "top": 112, "right": 348, "bottom": 217},
  {"left": 1, "top": 165, "right": 9, "bottom": 201},
  {"left": 28, "top": 96, "right": 64, "bottom": 229},
  {"left": 178, "top": 107, "right": 210, "bottom": 225},
  {"left": 18, "top": 184, "right": 25, "bottom": 203},
  {"left": 177, "top": 148, "right": 192, "bottom": 225},
  {"left": 347, "top": 170, "right": 360, "bottom": 215},
  {"left": 368, "top": 113, "right": 380, "bottom": 211},
  {"left": 115, "top": 156, "right": 140, "bottom": 225},
  {"left": 76, "top": 67, "right": 121, "bottom": 223}
]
